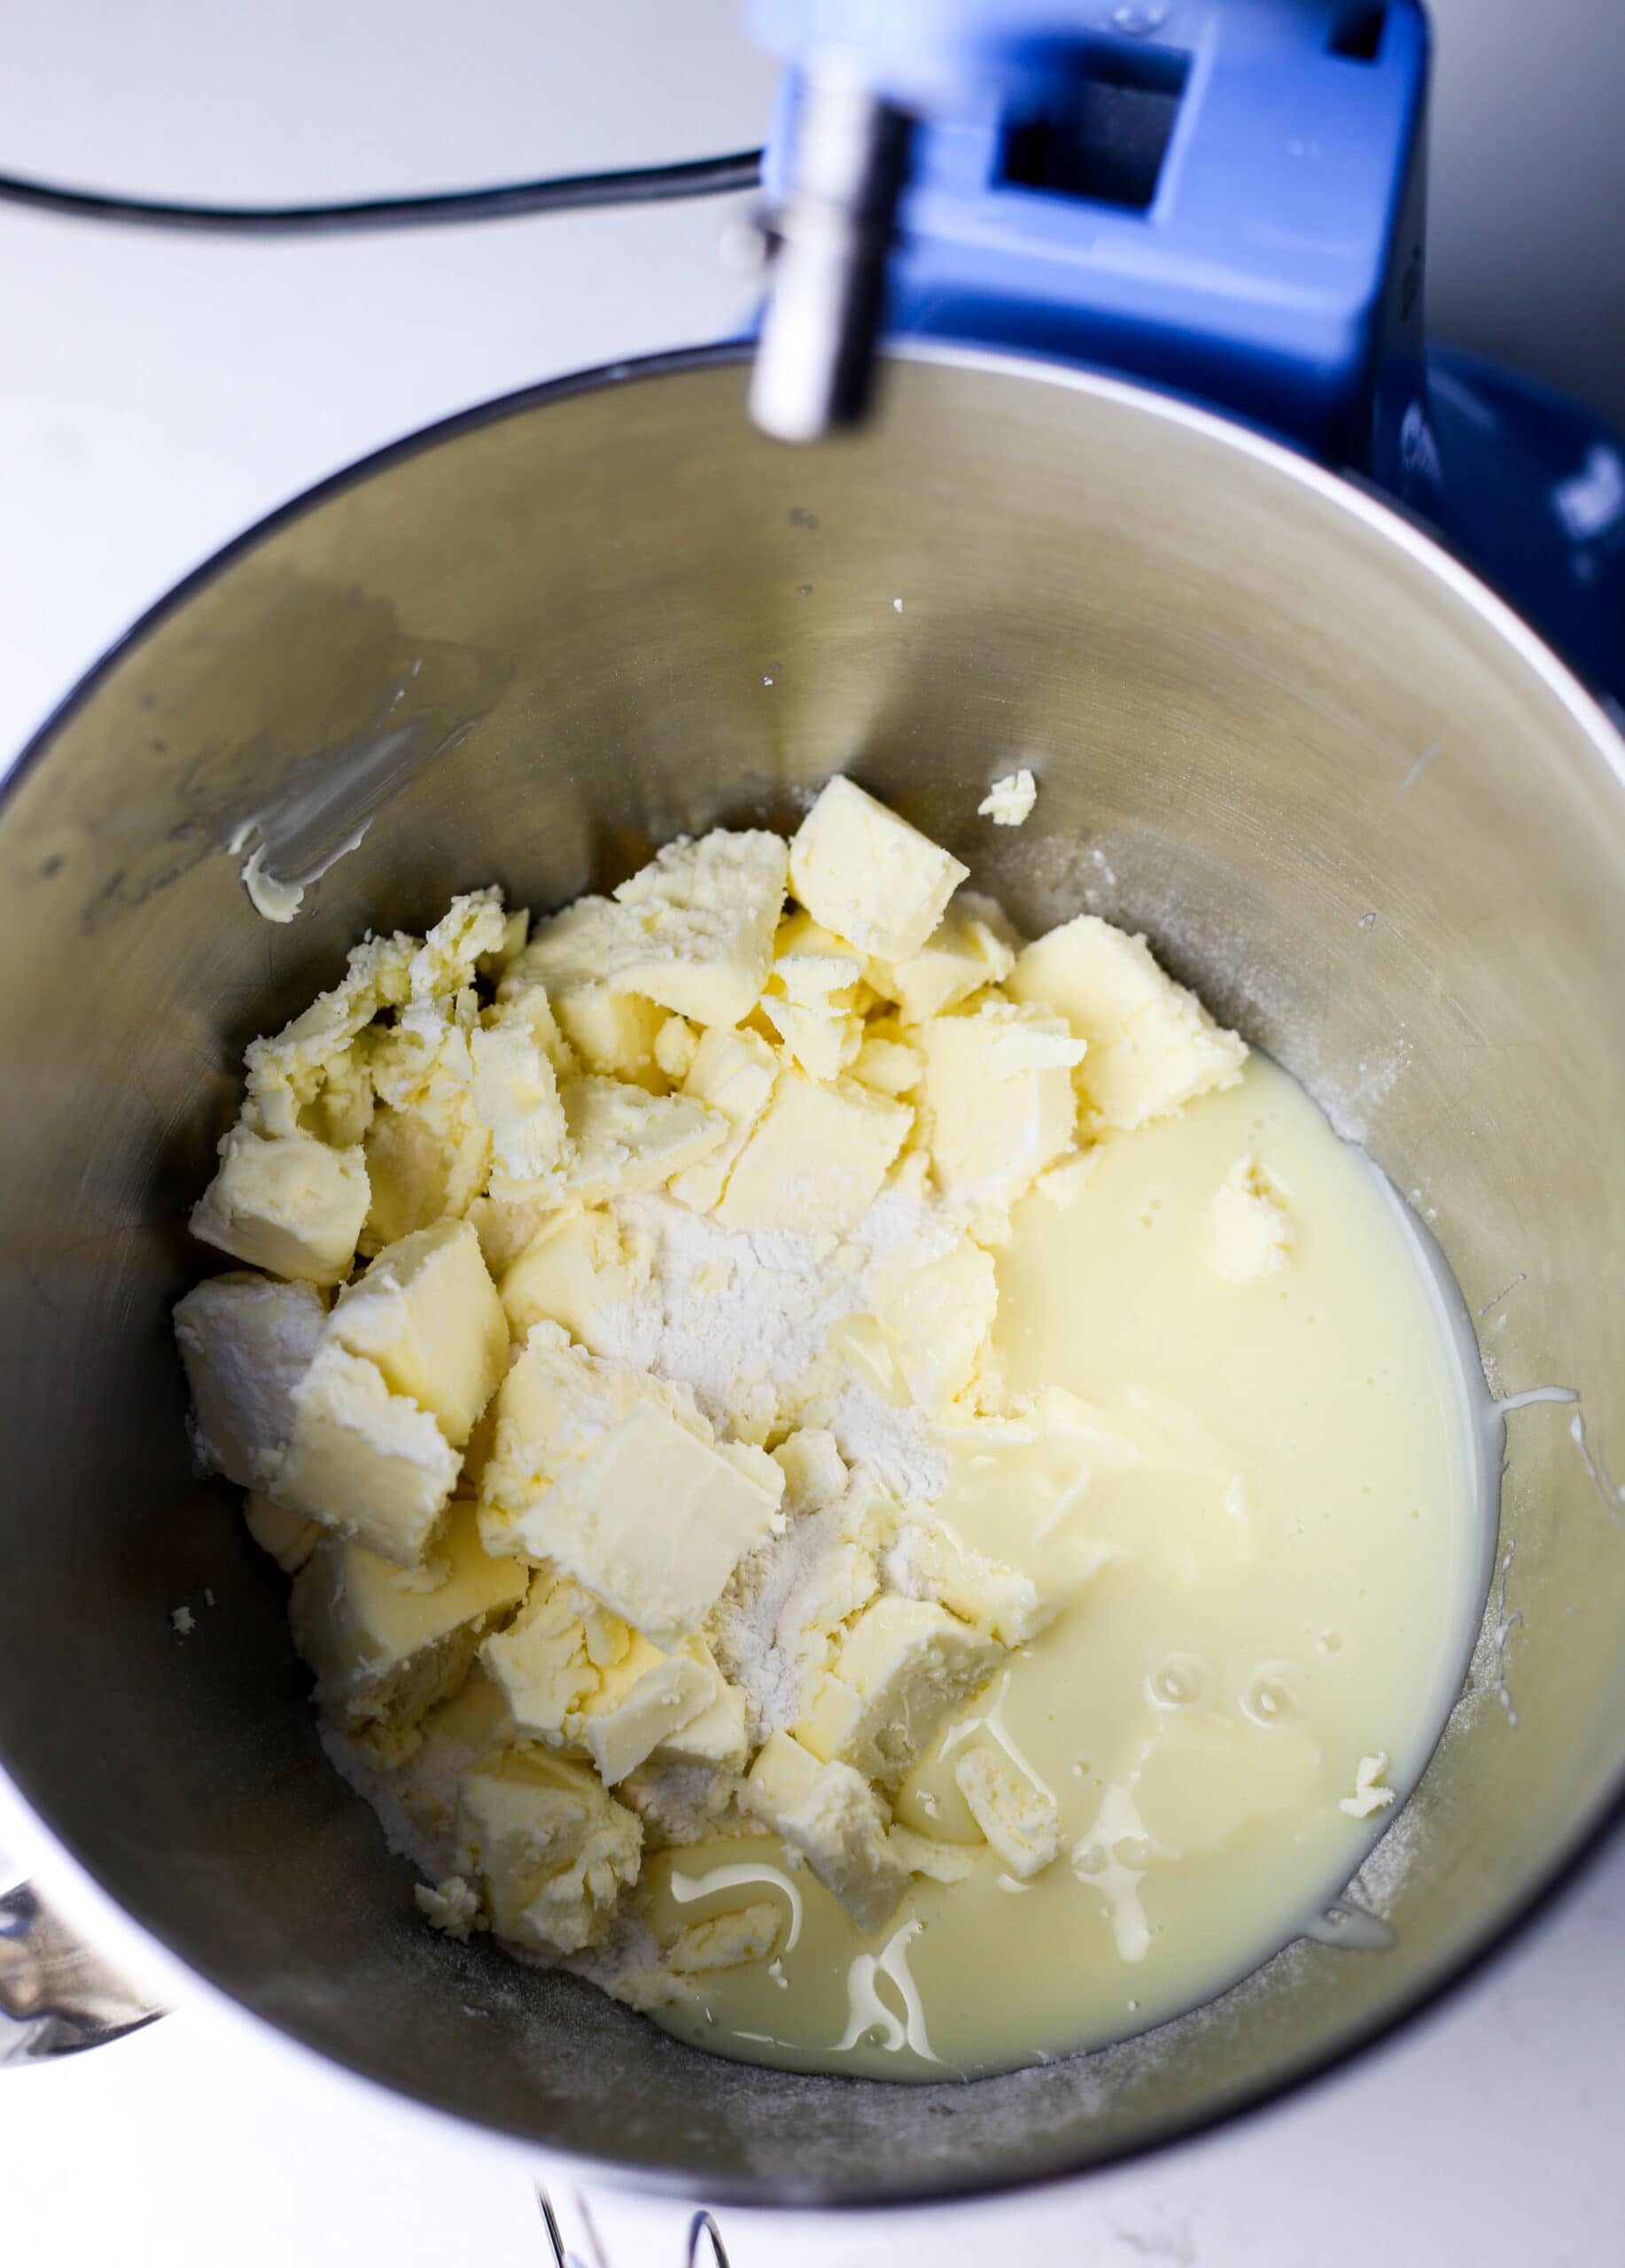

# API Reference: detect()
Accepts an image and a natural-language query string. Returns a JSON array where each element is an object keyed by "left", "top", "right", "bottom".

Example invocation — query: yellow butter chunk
[
  {"left": 653, "top": 1014, "right": 700, "bottom": 1082},
  {"left": 272, "top": 1342, "right": 460, "bottom": 1565},
  {"left": 714, "top": 1070, "right": 911, "bottom": 1236},
  {"left": 326, "top": 1217, "right": 507, "bottom": 1448},
  {"left": 464, "top": 1193, "right": 554, "bottom": 1278},
  {"left": 977, "top": 768, "right": 1038, "bottom": 827},
  {"left": 501, "top": 898, "right": 666, "bottom": 1089},
  {"left": 919, "top": 999, "right": 1084, "bottom": 1208},
  {"left": 744, "top": 1730, "right": 911, "bottom": 1933},
  {"left": 469, "top": 1019, "right": 569, "bottom": 1192},
  {"left": 873, "top": 1241, "right": 998, "bottom": 1415},
  {"left": 557, "top": 1076, "right": 727, "bottom": 1203},
  {"left": 669, "top": 1026, "right": 780, "bottom": 1212},
  {"left": 455, "top": 1744, "right": 642, "bottom": 1956},
  {"left": 289, "top": 1503, "right": 526, "bottom": 1761},
  {"left": 1007, "top": 914, "right": 1246, "bottom": 1133},
  {"left": 415, "top": 1875, "right": 483, "bottom": 1940},
  {"left": 870, "top": 892, "right": 1017, "bottom": 1024},
  {"left": 575, "top": 1636, "right": 719, "bottom": 1786},
  {"left": 173, "top": 1271, "right": 327, "bottom": 1487},
  {"left": 361, "top": 1001, "right": 490, "bottom": 1250},
  {"left": 651, "top": 1642, "right": 750, "bottom": 1769},
  {"left": 479, "top": 1323, "right": 783, "bottom": 1646},
  {"left": 789, "top": 777, "right": 969, "bottom": 959},
  {"left": 1211, "top": 1156, "right": 1293, "bottom": 1282},
  {"left": 797, "top": 1596, "right": 1004, "bottom": 1788},
  {"left": 407, "top": 889, "right": 509, "bottom": 1002},
  {"left": 608, "top": 829, "right": 790, "bottom": 1027},
  {"left": 482, "top": 1570, "right": 718, "bottom": 1785},
  {"left": 953, "top": 1749, "right": 1061, "bottom": 1879},
  {"left": 190, "top": 1127, "right": 369, "bottom": 1285},
  {"left": 849, "top": 1029, "right": 922, "bottom": 1099},
  {"left": 667, "top": 1902, "right": 783, "bottom": 1974},
  {"left": 243, "top": 1489, "right": 323, "bottom": 1572},
  {"left": 891, "top": 1520, "right": 1049, "bottom": 1646},
  {"left": 499, "top": 1204, "right": 649, "bottom": 1352},
  {"left": 889, "top": 1822, "right": 981, "bottom": 1884},
  {"left": 758, "top": 991, "right": 864, "bottom": 1082},
  {"left": 242, "top": 930, "right": 416, "bottom": 1138}
]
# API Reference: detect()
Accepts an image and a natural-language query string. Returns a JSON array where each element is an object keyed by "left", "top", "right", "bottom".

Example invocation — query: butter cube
[
  {"left": 290, "top": 1503, "right": 526, "bottom": 1760},
  {"left": 190, "top": 1128, "right": 369, "bottom": 1285},
  {"left": 499, "top": 1204, "right": 649, "bottom": 1353},
  {"left": 667, "top": 1902, "right": 782, "bottom": 1973},
  {"left": 327, "top": 1218, "right": 507, "bottom": 1448},
  {"left": 481, "top": 1571, "right": 629, "bottom": 1735},
  {"left": 870, "top": 894, "right": 1017, "bottom": 1024},
  {"left": 714, "top": 1070, "right": 911, "bottom": 1236},
  {"left": 608, "top": 829, "right": 789, "bottom": 1027},
  {"left": 797, "top": 1596, "right": 1003, "bottom": 1788},
  {"left": 669, "top": 1026, "right": 780, "bottom": 1212},
  {"left": 976, "top": 768, "right": 1038, "bottom": 827},
  {"left": 772, "top": 1427, "right": 849, "bottom": 1515},
  {"left": 744, "top": 1730, "right": 910, "bottom": 1933},
  {"left": 873, "top": 1242, "right": 998, "bottom": 1416},
  {"left": 243, "top": 1489, "right": 323, "bottom": 1572},
  {"left": 758, "top": 991, "right": 864, "bottom": 1082},
  {"left": 919, "top": 1001, "right": 1083, "bottom": 1208},
  {"left": 273, "top": 1342, "right": 460, "bottom": 1565},
  {"left": 407, "top": 889, "right": 509, "bottom": 1002},
  {"left": 415, "top": 1876, "right": 483, "bottom": 1941},
  {"left": 558, "top": 1076, "right": 727, "bottom": 1203},
  {"left": 769, "top": 911, "right": 867, "bottom": 1002},
  {"left": 243, "top": 929, "right": 415, "bottom": 1138},
  {"left": 849, "top": 1025, "right": 922, "bottom": 1099},
  {"left": 479, "top": 1324, "right": 783, "bottom": 1646},
  {"left": 464, "top": 1194, "right": 554, "bottom": 1278},
  {"left": 653, "top": 1014, "right": 700, "bottom": 1082},
  {"left": 1211, "top": 1156, "right": 1292, "bottom": 1283},
  {"left": 455, "top": 1744, "right": 642, "bottom": 1955},
  {"left": 892, "top": 1520, "right": 1049, "bottom": 1646},
  {"left": 953, "top": 1749, "right": 1061, "bottom": 1879},
  {"left": 889, "top": 1823, "right": 980, "bottom": 1884},
  {"left": 651, "top": 1643, "right": 750, "bottom": 1769},
  {"left": 470, "top": 1020, "right": 569, "bottom": 1193},
  {"left": 789, "top": 779, "right": 968, "bottom": 959},
  {"left": 1007, "top": 915, "right": 1246, "bottom": 1133},
  {"left": 501, "top": 898, "right": 667, "bottom": 1090},
  {"left": 576, "top": 1635, "right": 717, "bottom": 1785},
  {"left": 477, "top": 905, "right": 532, "bottom": 983},
  {"left": 173, "top": 1271, "right": 326, "bottom": 1487},
  {"left": 361, "top": 1099, "right": 488, "bottom": 1253}
]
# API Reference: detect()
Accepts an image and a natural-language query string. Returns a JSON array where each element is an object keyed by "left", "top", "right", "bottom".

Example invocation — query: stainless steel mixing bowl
[{"left": 1, "top": 345, "right": 1621, "bottom": 2206}]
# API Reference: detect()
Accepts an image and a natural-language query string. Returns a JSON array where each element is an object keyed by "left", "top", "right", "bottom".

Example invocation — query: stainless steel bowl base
[{"left": 1, "top": 346, "right": 1621, "bottom": 2207}]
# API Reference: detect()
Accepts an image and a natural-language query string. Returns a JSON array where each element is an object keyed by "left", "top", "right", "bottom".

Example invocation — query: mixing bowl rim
[{"left": 3, "top": 336, "right": 1622, "bottom": 2210}]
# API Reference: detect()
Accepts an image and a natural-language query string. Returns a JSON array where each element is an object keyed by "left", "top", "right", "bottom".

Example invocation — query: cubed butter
[
  {"left": 744, "top": 1730, "right": 910, "bottom": 1933},
  {"left": 173, "top": 1271, "right": 326, "bottom": 1486},
  {"left": 455, "top": 1744, "right": 642, "bottom": 1956},
  {"left": 651, "top": 1643, "right": 750, "bottom": 1769},
  {"left": 289, "top": 1502, "right": 526, "bottom": 1760},
  {"left": 714, "top": 1070, "right": 911, "bottom": 1237},
  {"left": 873, "top": 1241, "right": 998, "bottom": 1416},
  {"left": 889, "top": 1822, "right": 981, "bottom": 1884},
  {"left": 892, "top": 1520, "right": 1050, "bottom": 1646},
  {"left": 470, "top": 1019, "right": 569, "bottom": 1192},
  {"left": 190, "top": 1128, "right": 369, "bottom": 1285},
  {"left": 758, "top": 991, "right": 864, "bottom": 1083},
  {"left": 1211, "top": 1156, "right": 1292, "bottom": 1282},
  {"left": 666, "top": 1901, "right": 782, "bottom": 1973},
  {"left": 557, "top": 1077, "right": 727, "bottom": 1203},
  {"left": 499, "top": 1204, "right": 649, "bottom": 1353},
  {"left": 669, "top": 1026, "right": 780, "bottom": 1212},
  {"left": 481, "top": 1570, "right": 633, "bottom": 1742},
  {"left": 407, "top": 889, "right": 509, "bottom": 1002},
  {"left": 361, "top": 1099, "right": 487, "bottom": 1253},
  {"left": 243, "top": 929, "right": 415, "bottom": 1138},
  {"left": 1007, "top": 915, "right": 1247, "bottom": 1133},
  {"left": 326, "top": 1217, "right": 507, "bottom": 1448},
  {"left": 500, "top": 898, "right": 667, "bottom": 1090},
  {"left": 608, "top": 829, "right": 789, "bottom": 1028},
  {"left": 797, "top": 1596, "right": 1003, "bottom": 1787},
  {"left": 953, "top": 1748, "right": 1061, "bottom": 1879},
  {"left": 479, "top": 1324, "right": 782, "bottom": 1646},
  {"left": 575, "top": 1635, "right": 717, "bottom": 1785},
  {"left": 919, "top": 1000, "right": 1083, "bottom": 1208},
  {"left": 465, "top": 1194, "right": 555, "bottom": 1278},
  {"left": 243, "top": 1488, "right": 323, "bottom": 1572},
  {"left": 870, "top": 894, "right": 1017, "bottom": 1024},
  {"left": 272, "top": 1342, "right": 460, "bottom": 1565},
  {"left": 788, "top": 779, "right": 968, "bottom": 960}
]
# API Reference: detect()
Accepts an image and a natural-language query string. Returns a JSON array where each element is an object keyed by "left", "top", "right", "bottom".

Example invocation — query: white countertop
[{"left": 4, "top": 5, "right": 1621, "bottom": 2261}]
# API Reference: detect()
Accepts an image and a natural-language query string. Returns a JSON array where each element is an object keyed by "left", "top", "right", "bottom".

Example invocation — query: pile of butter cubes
[{"left": 174, "top": 778, "right": 1244, "bottom": 1982}]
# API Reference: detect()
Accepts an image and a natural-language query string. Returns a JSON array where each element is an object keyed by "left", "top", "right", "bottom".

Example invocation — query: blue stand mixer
[{"left": 746, "top": 0, "right": 1623, "bottom": 702}]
